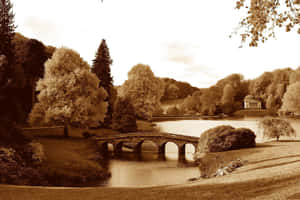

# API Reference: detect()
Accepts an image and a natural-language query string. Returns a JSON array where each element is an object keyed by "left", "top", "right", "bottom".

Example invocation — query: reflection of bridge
[{"left": 94, "top": 132, "right": 199, "bottom": 160}]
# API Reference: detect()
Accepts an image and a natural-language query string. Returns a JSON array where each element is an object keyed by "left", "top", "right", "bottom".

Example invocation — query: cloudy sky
[{"left": 12, "top": 0, "right": 300, "bottom": 88}]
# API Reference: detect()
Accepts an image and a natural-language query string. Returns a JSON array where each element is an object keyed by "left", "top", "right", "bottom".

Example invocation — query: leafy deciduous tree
[
  {"left": 166, "top": 106, "right": 182, "bottom": 116},
  {"left": 259, "top": 118, "right": 295, "bottom": 141},
  {"left": 234, "top": 0, "right": 300, "bottom": 47},
  {"left": 119, "top": 64, "right": 165, "bottom": 120},
  {"left": 112, "top": 97, "right": 137, "bottom": 133},
  {"left": 281, "top": 82, "right": 300, "bottom": 114},
  {"left": 221, "top": 83, "right": 235, "bottom": 114},
  {"left": 28, "top": 47, "right": 108, "bottom": 129},
  {"left": 23, "top": 39, "right": 49, "bottom": 110}
]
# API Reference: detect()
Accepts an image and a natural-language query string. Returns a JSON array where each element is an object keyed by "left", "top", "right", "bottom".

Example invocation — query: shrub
[
  {"left": 28, "top": 142, "right": 45, "bottom": 164},
  {"left": 196, "top": 125, "right": 256, "bottom": 153},
  {"left": 112, "top": 98, "right": 137, "bottom": 133},
  {"left": 0, "top": 147, "right": 45, "bottom": 185}
]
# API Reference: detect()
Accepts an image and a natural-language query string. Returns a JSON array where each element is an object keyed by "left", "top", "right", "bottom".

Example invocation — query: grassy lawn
[
  {"left": 2, "top": 140, "right": 300, "bottom": 199},
  {"left": 35, "top": 137, "right": 110, "bottom": 186},
  {"left": 233, "top": 109, "right": 272, "bottom": 117}
]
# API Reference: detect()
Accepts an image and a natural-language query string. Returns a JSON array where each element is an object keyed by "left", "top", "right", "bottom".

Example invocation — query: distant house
[{"left": 244, "top": 95, "right": 262, "bottom": 109}]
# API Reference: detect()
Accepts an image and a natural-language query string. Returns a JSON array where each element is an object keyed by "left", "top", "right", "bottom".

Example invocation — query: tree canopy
[
  {"left": 280, "top": 82, "right": 300, "bottom": 114},
  {"left": 119, "top": 64, "right": 165, "bottom": 120},
  {"left": 0, "top": 0, "right": 16, "bottom": 67},
  {"left": 92, "top": 39, "right": 114, "bottom": 126},
  {"left": 259, "top": 117, "right": 295, "bottom": 140},
  {"left": 235, "top": 0, "right": 300, "bottom": 46},
  {"left": 29, "top": 47, "right": 108, "bottom": 128}
]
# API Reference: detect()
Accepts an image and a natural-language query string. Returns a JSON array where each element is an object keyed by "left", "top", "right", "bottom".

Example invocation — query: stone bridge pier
[
  {"left": 97, "top": 140, "right": 197, "bottom": 161},
  {"left": 95, "top": 132, "right": 199, "bottom": 161}
]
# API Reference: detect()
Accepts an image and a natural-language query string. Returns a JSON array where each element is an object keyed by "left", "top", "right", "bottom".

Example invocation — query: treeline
[
  {"left": 166, "top": 67, "right": 300, "bottom": 116},
  {"left": 170, "top": 74, "right": 249, "bottom": 116},
  {"left": 161, "top": 78, "right": 199, "bottom": 101}
]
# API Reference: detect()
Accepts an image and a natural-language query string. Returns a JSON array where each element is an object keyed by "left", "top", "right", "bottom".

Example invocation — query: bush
[
  {"left": 0, "top": 147, "right": 45, "bottom": 185},
  {"left": 28, "top": 142, "right": 45, "bottom": 164},
  {"left": 259, "top": 117, "right": 296, "bottom": 141},
  {"left": 112, "top": 98, "right": 137, "bottom": 133},
  {"left": 196, "top": 125, "right": 256, "bottom": 153}
]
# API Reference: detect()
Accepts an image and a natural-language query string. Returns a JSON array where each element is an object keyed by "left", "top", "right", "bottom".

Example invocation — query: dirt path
[{"left": 2, "top": 140, "right": 300, "bottom": 200}]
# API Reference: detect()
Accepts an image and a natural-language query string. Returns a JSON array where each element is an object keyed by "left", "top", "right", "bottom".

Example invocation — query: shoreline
[{"left": 2, "top": 140, "right": 300, "bottom": 199}]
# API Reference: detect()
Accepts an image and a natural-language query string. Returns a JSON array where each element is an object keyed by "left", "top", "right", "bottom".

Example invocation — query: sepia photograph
[{"left": 1, "top": 0, "right": 300, "bottom": 199}]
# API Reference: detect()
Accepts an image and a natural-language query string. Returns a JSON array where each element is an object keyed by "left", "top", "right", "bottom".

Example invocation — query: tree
[
  {"left": 161, "top": 78, "right": 199, "bottom": 101},
  {"left": 165, "top": 83, "right": 180, "bottom": 100},
  {"left": 28, "top": 47, "right": 108, "bottom": 130},
  {"left": 112, "top": 97, "right": 137, "bottom": 133},
  {"left": 92, "top": 39, "right": 114, "bottom": 127},
  {"left": 221, "top": 83, "right": 235, "bottom": 114},
  {"left": 234, "top": 0, "right": 300, "bottom": 47},
  {"left": 119, "top": 64, "right": 165, "bottom": 120},
  {"left": 179, "top": 91, "right": 202, "bottom": 114},
  {"left": 281, "top": 82, "right": 300, "bottom": 114},
  {"left": 166, "top": 106, "right": 182, "bottom": 116},
  {"left": 200, "top": 86, "right": 222, "bottom": 115},
  {"left": 289, "top": 69, "right": 300, "bottom": 84},
  {"left": 23, "top": 39, "right": 49, "bottom": 111},
  {"left": 0, "top": 54, "right": 21, "bottom": 142},
  {"left": 0, "top": 0, "right": 16, "bottom": 69},
  {"left": 259, "top": 118, "right": 295, "bottom": 141}
]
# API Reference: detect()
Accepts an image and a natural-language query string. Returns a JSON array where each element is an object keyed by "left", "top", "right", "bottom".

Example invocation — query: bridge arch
[
  {"left": 135, "top": 140, "right": 158, "bottom": 154},
  {"left": 113, "top": 141, "right": 124, "bottom": 154},
  {"left": 185, "top": 143, "right": 196, "bottom": 161},
  {"left": 94, "top": 132, "right": 199, "bottom": 161}
]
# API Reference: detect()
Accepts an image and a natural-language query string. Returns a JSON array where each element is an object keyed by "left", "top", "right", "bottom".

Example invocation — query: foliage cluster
[
  {"left": 196, "top": 125, "right": 256, "bottom": 153},
  {"left": 235, "top": 0, "right": 300, "bottom": 47},
  {"left": 29, "top": 47, "right": 108, "bottom": 128},
  {"left": 112, "top": 97, "right": 137, "bottom": 133},
  {"left": 119, "top": 64, "right": 165, "bottom": 120},
  {"left": 179, "top": 74, "right": 248, "bottom": 115},
  {"left": 259, "top": 117, "right": 295, "bottom": 140},
  {"left": 92, "top": 39, "right": 115, "bottom": 127}
]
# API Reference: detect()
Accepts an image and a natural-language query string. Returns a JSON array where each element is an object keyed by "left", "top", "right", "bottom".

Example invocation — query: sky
[{"left": 11, "top": 0, "right": 300, "bottom": 88}]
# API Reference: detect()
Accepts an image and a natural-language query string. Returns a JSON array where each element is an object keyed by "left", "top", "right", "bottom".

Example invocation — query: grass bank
[
  {"left": 3, "top": 140, "right": 300, "bottom": 199},
  {"left": 233, "top": 109, "right": 273, "bottom": 117},
  {"left": 35, "top": 136, "right": 110, "bottom": 187}
]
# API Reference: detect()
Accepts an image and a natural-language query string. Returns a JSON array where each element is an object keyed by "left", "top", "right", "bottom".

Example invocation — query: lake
[{"left": 101, "top": 117, "right": 300, "bottom": 187}]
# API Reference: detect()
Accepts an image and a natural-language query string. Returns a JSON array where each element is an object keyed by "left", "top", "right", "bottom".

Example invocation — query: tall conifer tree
[
  {"left": 0, "top": 0, "right": 16, "bottom": 123},
  {"left": 0, "top": 0, "right": 16, "bottom": 71},
  {"left": 92, "top": 39, "right": 114, "bottom": 126}
]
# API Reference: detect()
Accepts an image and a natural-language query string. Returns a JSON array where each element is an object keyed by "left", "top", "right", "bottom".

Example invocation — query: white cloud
[{"left": 12, "top": 0, "right": 300, "bottom": 88}]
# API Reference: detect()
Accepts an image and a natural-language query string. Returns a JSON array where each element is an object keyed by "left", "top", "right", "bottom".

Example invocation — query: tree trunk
[{"left": 64, "top": 122, "right": 69, "bottom": 138}]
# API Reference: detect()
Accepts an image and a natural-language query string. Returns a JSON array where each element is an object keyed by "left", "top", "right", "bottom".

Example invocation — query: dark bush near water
[{"left": 197, "top": 125, "right": 256, "bottom": 153}]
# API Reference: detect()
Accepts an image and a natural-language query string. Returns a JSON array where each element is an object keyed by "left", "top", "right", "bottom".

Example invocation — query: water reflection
[
  {"left": 100, "top": 150, "right": 198, "bottom": 187},
  {"left": 101, "top": 117, "right": 300, "bottom": 187}
]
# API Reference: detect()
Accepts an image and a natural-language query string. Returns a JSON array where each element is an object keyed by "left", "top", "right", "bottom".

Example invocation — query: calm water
[{"left": 101, "top": 117, "right": 300, "bottom": 187}]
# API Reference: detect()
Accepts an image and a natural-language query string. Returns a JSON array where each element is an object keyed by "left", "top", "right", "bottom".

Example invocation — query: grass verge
[{"left": 36, "top": 137, "right": 110, "bottom": 187}]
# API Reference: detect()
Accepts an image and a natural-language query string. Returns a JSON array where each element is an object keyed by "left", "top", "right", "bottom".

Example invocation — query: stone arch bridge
[{"left": 94, "top": 132, "right": 199, "bottom": 160}]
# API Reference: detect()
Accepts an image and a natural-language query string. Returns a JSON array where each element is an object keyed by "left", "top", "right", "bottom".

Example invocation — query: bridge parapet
[{"left": 94, "top": 132, "right": 199, "bottom": 160}]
